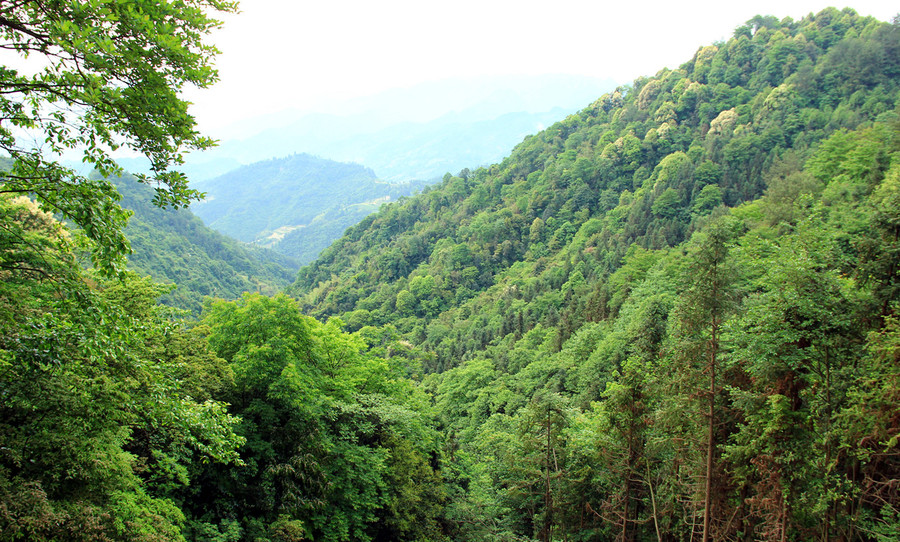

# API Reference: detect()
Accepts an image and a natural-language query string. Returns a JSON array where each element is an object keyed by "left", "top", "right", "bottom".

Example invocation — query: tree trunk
[
  {"left": 702, "top": 302, "right": 719, "bottom": 542},
  {"left": 545, "top": 407, "right": 553, "bottom": 542}
]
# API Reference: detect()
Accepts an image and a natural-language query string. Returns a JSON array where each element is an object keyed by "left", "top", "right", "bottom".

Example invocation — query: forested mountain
[
  {"left": 211, "top": 107, "right": 581, "bottom": 183},
  {"left": 281, "top": 8, "right": 900, "bottom": 539},
  {"left": 3, "top": 5, "right": 900, "bottom": 542},
  {"left": 290, "top": 8, "right": 899, "bottom": 370},
  {"left": 116, "top": 174, "right": 298, "bottom": 313},
  {"left": 190, "top": 153, "right": 429, "bottom": 264}
]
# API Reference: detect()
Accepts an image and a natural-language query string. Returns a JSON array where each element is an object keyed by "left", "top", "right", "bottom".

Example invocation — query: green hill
[
  {"left": 290, "top": 9, "right": 899, "bottom": 370},
  {"left": 279, "top": 9, "right": 900, "bottom": 539},
  {"left": 190, "top": 153, "right": 429, "bottom": 264},
  {"left": 115, "top": 174, "right": 298, "bottom": 313}
]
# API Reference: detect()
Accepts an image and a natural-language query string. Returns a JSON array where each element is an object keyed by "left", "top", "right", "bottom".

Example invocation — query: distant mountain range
[
  {"left": 198, "top": 107, "right": 571, "bottom": 183},
  {"left": 113, "top": 74, "right": 615, "bottom": 265},
  {"left": 117, "top": 74, "right": 617, "bottom": 183},
  {"left": 189, "top": 153, "right": 430, "bottom": 265}
]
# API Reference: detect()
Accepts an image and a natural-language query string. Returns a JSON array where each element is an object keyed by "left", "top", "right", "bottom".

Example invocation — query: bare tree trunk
[
  {"left": 780, "top": 496, "right": 788, "bottom": 542},
  {"left": 646, "top": 463, "right": 662, "bottom": 542},
  {"left": 545, "top": 407, "right": 553, "bottom": 542}
]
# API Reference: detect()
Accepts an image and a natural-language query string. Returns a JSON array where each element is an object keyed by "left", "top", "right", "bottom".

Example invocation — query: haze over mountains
[
  {"left": 120, "top": 74, "right": 616, "bottom": 183},
  {"left": 202, "top": 75, "right": 615, "bottom": 181},
  {"left": 189, "top": 154, "right": 430, "bottom": 265},
  {"left": 127, "top": 74, "right": 616, "bottom": 265}
]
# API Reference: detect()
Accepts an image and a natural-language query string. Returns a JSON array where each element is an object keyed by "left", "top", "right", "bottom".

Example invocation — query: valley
[{"left": 1, "top": 5, "right": 899, "bottom": 542}]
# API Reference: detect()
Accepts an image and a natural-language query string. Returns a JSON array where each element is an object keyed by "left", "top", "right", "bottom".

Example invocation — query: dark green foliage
[
  {"left": 188, "top": 294, "right": 445, "bottom": 542},
  {"left": 419, "top": 118, "right": 900, "bottom": 540},
  {"left": 0, "top": 196, "right": 243, "bottom": 541}
]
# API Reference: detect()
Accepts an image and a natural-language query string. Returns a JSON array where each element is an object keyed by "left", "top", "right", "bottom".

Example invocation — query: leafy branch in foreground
[{"left": 0, "top": 0, "right": 237, "bottom": 275}]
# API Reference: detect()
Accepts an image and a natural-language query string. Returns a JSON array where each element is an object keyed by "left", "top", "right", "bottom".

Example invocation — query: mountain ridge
[
  {"left": 116, "top": 74, "right": 617, "bottom": 183},
  {"left": 189, "top": 153, "right": 431, "bottom": 264},
  {"left": 288, "top": 7, "right": 900, "bottom": 370}
]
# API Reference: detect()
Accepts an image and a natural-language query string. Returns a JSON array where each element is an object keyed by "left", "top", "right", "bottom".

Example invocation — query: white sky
[{"left": 186, "top": 0, "right": 898, "bottom": 133}]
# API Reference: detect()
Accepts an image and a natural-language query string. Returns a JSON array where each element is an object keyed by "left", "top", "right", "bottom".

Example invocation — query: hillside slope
[
  {"left": 190, "top": 153, "right": 428, "bottom": 264},
  {"left": 284, "top": 8, "right": 900, "bottom": 539},
  {"left": 116, "top": 175, "right": 298, "bottom": 313},
  {"left": 290, "top": 8, "right": 899, "bottom": 371}
]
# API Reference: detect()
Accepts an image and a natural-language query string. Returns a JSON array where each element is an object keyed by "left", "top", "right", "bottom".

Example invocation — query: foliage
[
  {"left": 0, "top": 0, "right": 236, "bottom": 275},
  {"left": 4, "top": 7, "right": 900, "bottom": 541},
  {"left": 187, "top": 294, "right": 445, "bottom": 541},
  {"left": 115, "top": 173, "right": 298, "bottom": 314},
  {"left": 0, "top": 195, "right": 243, "bottom": 541},
  {"left": 285, "top": 9, "right": 900, "bottom": 540}
]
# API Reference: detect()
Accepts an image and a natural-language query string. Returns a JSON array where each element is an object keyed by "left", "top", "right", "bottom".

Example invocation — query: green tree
[
  {"left": 860, "top": 162, "right": 900, "bottom": 315},
  {"left": 198, "top": 294, "right": 444, "bottom": 542},
  {"left": 0, "top": 195, "right": 243, "bottom": 541},
  {"left": 582, "top": 361, "right": 653, "bottom": 542},
  {"left": 0, "top": 0, "right": 236, "bottom": 274},
  {"left": 651, "top": 188, "right": 682, "bottom": 219},
  {"left": 518, "top": 392, "right": 569, "bottom": 542},
  {"left": 836, "top": 315, "right": 900, "bottom": 539},
  {"left": 730, "top": 229, "right": 864, "bottom": 538},
  {"left": 667, "top": 217, "right": 741, "bottom": 541}
]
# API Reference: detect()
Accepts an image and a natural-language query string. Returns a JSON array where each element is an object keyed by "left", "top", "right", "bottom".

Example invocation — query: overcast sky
[{"left": 186, "top": 1, "right": 897, "bottom": 134}]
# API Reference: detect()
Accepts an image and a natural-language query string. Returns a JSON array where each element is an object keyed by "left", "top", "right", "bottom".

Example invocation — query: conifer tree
[{"left": 667, "top": 218, "right": 740, "bottom": 540}]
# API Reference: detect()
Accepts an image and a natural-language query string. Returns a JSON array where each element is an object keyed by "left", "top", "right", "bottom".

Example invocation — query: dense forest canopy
[
  {"left": 287, "top": 7, "right": 900, "bottom": 540},
  {"left": 1, "top": 4, "right": 899, "bottom": 542},
  {"left": 290, "top": 8, "right": 900, "bottom": 370}
]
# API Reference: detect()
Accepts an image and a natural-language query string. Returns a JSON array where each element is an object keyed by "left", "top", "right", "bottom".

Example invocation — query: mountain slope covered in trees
[
  {"left": 283, "top": 8, "right": 900, "bottom": 539},
  {"left": 190, "top": 153, "right": 429, "bottom": 264},
  {"left": 290, "top": 8, "right": 899, "bottom": 367},
  {"left": 116, "top": 174, "right": 298, "bottom": 313}
]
